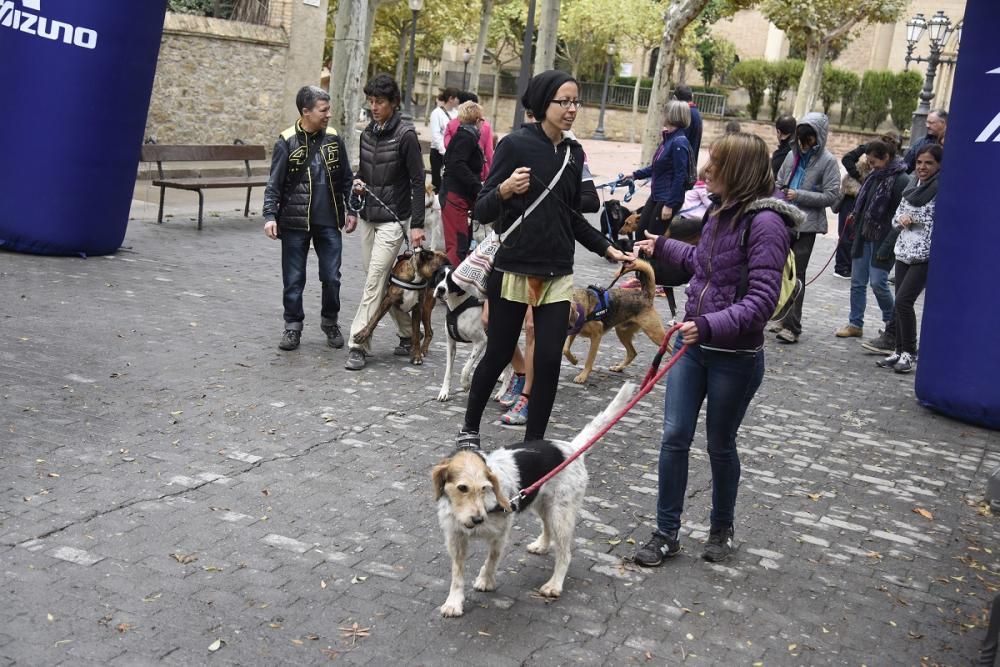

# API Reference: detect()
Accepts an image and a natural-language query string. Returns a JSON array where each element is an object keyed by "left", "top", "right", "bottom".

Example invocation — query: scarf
[
  {"left": 902, "top": 171, "right": 939, "bottom": 207},
  {"left": 858, "top": 158, "right": 906, "bottom": 241},
  {"left": 788, "top": 148, "right": 814, "bottom": 190}
]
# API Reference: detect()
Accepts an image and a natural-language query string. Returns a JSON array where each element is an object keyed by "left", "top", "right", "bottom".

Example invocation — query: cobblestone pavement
[{"left": 2, "top": 181, "right": 998, "bottom": 667}]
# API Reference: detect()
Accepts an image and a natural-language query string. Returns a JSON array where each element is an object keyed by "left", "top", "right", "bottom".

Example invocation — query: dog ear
[
  {"left": 486, "top": 468, "right": 511, "bottom": 512},
  {"left": 431, "top": 459, "right": 451, "bottom": 500}
]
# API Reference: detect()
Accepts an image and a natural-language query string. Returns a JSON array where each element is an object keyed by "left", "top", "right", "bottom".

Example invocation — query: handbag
[{"left": 451, "top": 147, "right": 571, "bottom": 298}]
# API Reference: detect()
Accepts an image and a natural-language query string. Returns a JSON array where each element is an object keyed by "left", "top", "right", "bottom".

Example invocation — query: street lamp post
[
  {"left": 462, "top": 48, "right": 471, "bottom": 90},
  {"left": 592, "top": 41, "right": 616, "bottom": 141},
  {"left": 511, "top": 0, "right": 537, "bottom": 130},
  {"left": 402, "top": 0, "right": 424, "bottom": 121},
  {"left": 904, "top": 10, "right": 961, "bottom": 143}
]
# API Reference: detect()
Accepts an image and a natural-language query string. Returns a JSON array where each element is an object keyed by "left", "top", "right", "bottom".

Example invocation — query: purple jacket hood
[{"left": 654, "top": 197, "right": 804, "bottom": 349}]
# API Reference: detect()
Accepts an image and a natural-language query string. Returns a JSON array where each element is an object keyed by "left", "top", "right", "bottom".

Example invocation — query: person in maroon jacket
[{"left": 630, "top": 133, "right": 803, "bottom": 566}]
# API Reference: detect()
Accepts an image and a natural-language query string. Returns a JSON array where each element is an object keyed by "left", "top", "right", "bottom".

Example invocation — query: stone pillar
[{"left": 281, "top": 0, "right": 330, "bottom": 120}]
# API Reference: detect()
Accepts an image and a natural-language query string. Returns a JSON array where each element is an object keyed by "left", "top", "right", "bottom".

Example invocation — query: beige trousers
[{"left": 348, "top": 219, "right": 410, "bottom": 354}]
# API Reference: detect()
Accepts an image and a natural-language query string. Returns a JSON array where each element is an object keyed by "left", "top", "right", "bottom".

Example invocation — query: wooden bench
[{"left": 140, "top": 144, "right": 268, "bottom": 230}]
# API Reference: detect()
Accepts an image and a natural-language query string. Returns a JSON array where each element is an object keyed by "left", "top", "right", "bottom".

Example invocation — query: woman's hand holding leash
[
  {"left": 631, "top": 230, "right": 659, "bottom": 259},
  {"left": 678, "top": 320, "right": 699, "bottom": 345},
  {"left": 344, "top": 215, "right": 358, "bottom": 234}
]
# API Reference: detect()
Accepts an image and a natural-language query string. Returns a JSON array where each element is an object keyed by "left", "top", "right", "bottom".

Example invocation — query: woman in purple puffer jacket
[{"left": 630, "top": 133, "right": 804, "bottom": 566}]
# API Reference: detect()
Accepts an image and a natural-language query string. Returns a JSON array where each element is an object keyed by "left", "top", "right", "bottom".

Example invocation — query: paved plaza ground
[{"left": 2, "top": 136, "right": 999, "bottom": 665}]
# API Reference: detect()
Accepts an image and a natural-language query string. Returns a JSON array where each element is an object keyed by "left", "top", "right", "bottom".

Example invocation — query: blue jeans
[
  {"left": 656, "top": 336, "right": 765, "bottom": 534},
  {"left": 280, "top": 226, "right": 342, "bottom": 331},
  {"left": 849, "top": 240, "right": 894, "bottom": 329}
]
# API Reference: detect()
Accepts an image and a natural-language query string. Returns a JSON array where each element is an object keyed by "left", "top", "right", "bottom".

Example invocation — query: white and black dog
[
  {"left": 433, "top": 266, "right": 512, "bottom": 402},
  {"left": 431, "top": 383, "right": 634, "bottom": 617}
]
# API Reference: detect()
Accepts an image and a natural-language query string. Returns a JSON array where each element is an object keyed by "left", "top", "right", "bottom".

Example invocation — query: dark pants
[
  {"left": 656, "top": 335, "right": 765, "bottom": 533},
  {"left": 430, "top": 150, "right": 444, "bottom": 194},
  {"left": 892, "top": 260, "right": 928, "bottom": 354},
  {"left": 441, "top": 192, "right": 471, "bottom": 267},
  {"left": 280, "top": 226, "right": 342, "bottom": 331},
  {"left": 781, "top": 232, "right": 816, "bottom": 336},
  {"left": 464, "top": 270, "right": 570, "bottom": 441},
  {"left": 836, "top": 198, "right": 855, "bottom": 275},
  {"left": 638, "top": 201, "right": 684, "bottom": 286}
]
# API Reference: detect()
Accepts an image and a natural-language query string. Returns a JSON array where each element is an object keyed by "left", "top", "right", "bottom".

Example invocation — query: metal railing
[
  {"left": 167, "top": 0, "right": 270, "bottom": 26},
  {"left": 443, "top": 71, "right": 726, "bottom": 116}
]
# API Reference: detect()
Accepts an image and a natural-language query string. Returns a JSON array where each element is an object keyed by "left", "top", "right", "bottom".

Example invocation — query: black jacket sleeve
[
  {"left": 841, "top": 143, "right": 868, "bottom": 181},
  {"left": 333, "top": 134, "right": 354, "bottom": 196},
  {"left": 474, "top": 136, "right": 516, "bottom": 226},
  {"left": 399, "top": 130, "right": 425, "bottom": 227},
  {"left": 444, "top": 132, "right": 482, "bottom": 201},
  {"left": 263, "top": 137, "right": 288, "bottom": 222}
]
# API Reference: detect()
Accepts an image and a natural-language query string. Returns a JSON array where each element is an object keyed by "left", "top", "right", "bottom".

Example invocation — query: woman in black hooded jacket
[{"left": 455, "top": 70, "right": 633, "bottom": 447}]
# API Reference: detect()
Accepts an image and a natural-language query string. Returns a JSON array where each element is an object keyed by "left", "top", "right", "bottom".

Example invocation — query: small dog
[
  {"left": 352, "top": 248, "right": 450, "bottom": 365},
  {"left": 563, "top": 259, "right": 667, "bottom": 384},
  {"left": 619, "top": 211, "right": 705, "bottom": 318},
  {"left": 433, "top": 266, "right": 512, "bottom": 402},
  {"left": 432, "top": 383, "right": 635, "bottom": 617}
]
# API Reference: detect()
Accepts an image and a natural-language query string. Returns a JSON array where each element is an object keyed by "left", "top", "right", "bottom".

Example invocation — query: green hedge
[{"left": 731, "top": 60, "right": 768, "bottom": 120}]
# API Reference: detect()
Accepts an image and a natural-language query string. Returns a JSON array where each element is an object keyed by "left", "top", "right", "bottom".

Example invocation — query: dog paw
[
  {"left": 439, "top": 600, "right": 464, "bottom": 617},
  {"left": 411, "top": 356, "right": 423, "bottom": 366},
  {"left": 538, "top": 581, "right": 562, "bottom": 598},
  {"left": 473, "top": 575, "right": 496, "bottom": 592},
  {"left": 572, "top": 372, "right": 589, "bottom": 384},
  {"left": 526, "top": 539, "right": 549, "bottom": 554},
  {"left": 609, "top": 363, "right": 626, "bottom": 373},
  {"left": 437, "top": 389, "right": 450, "bottom": 402}
]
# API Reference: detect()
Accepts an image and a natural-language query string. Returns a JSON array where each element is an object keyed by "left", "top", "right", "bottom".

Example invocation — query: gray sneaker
[
  {"left": 345, "top": 348, "right": 366, "bottom": 371},
  {"left": 893, "top": 351, "right": 915, "bottom": 374},
  {"left": 861, "top": 332, "right": 895, "bottom": 354},
  {"left": 633, "top": 530, "right": 680, "bottom": 567},
  {"left": 278, "top": 329, "right": 301, "bottom": 351},
  {"left": 702, "top": 524, "right": 735, "bottom": 562},
  {"left": 393, "top": 337, "right": 413, "bottom": 356},
  {"left": 322, "top": 324, "right": 344, "bottom": 349}
]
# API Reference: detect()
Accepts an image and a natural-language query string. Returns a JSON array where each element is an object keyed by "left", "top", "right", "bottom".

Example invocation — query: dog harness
[
  {"left": 446, "top": 295, "right": 483, "bottom": 343},
  {"left": 388, "top": 253, "right": 428, "bottom": 290},
  {"left": 567, "top": 285, "right": 611, "bottom": 335}
]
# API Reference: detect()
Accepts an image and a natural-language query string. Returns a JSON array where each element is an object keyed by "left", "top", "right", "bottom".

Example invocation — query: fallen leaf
[
  {"left": 889, "top": 620, "right": 897, "bottom": 627},
  {"left": 626, "top": 537, "right": 635, "bottom": 545},
  {"left": 290, "top": 639, "right": 304, "bottom": 646},
  {"left": 789, "top": 643, "right": 797, "bottom": 651},
  {"left": 170, "top": 411, "right": 183, "bottom": 416},
  {"left": 806, "top": 492, "right": 821, "bottom": 501},
  {"left": 913, "top": 507, "right": 934, "bottom": 520},
  {"left": 116, "top": 623, "right": 132, "bottom": 633},
  {"left": 47, "top": 613, "right": 54, "bottom": 622},
  {"left": 142, "top": 592, "right": 162, "bottom": 602},
  {"left": 477, "top": 630, "right": 491, "bottom": 636},
  {"left": 608, "top": 537, "right": 621, "bottom": 545},
  {"left": 685, "top": 633, "right": 694, "bottom": 640},
  {"left": 47, "top": 472, "right": 60, "bottom": 478},
  {"left": 320, "top": 580, "right": 327, "bottom": 589},
  {"left": 262, "top": 489, "right": 271, "bottom": 496},
  {"left": 170, "top": 552, "right": 198, "bottom": 564},
  {"left": 208, "top": 639, "right": 223, "bottom": 652},
  {"left": 202, "top": 565, "right": 224, "bottom": 572},
  {"left": 350, "top": 575, "right": 368, "bottom": 584}
]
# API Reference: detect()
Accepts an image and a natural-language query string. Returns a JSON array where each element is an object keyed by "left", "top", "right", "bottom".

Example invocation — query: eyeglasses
[{"left": 550, "top": 99, "right": 583, "bottom": 110}]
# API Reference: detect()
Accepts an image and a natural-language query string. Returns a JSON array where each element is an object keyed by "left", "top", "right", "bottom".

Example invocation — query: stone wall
[{"left": 144, "top": 0, "right": 328, "bottom": 150}]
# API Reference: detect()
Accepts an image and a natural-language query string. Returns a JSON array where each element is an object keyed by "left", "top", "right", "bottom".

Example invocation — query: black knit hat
[{"left": 521, "top": 70, "right": 576, "bottom": 120}]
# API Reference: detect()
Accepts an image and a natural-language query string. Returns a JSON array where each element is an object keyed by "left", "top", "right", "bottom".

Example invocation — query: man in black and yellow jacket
[{"left": 264, "top": 85, "right": 354, "bottom": 352}]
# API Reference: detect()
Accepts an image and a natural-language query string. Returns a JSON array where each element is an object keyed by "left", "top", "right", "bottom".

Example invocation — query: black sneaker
[
  {"left": 345, "top": 348, "right": 366, "bottom": 371},
  {"left": 393, "top": 337, "right": 413, "bottom": 356},
  {"left": 278, "top": 329, "right": 301, "bottom": 351},
  {"left": 861, "top": 332, "right": 895, "bottom": 354},
  {"left": 875, "top": 352, "right": 901, "bottom": 368},
  {"left": 702, "top": 524, "right": 734, "bottom": 562},
  {"left": 455, "top": 429, "right": 481, "bottom": 450},
  {"left": 633, "top": 531, "right": 680, "bottom": 567},
  {"left": 322, "top": 324, "right": 344, "bottom": 349}
]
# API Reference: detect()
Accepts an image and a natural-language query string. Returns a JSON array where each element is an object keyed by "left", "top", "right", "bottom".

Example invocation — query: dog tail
[
  {"left": 568, "top": 382, "right": 636, "bottom": 453},
  {"left": 631, "top": 259, "right": 657, "bottom": 301}
]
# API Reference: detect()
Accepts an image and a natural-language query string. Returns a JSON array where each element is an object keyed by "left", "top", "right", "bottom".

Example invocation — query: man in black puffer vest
[
  {"left": 264, "top": 86, "right": 354, "bottom": 352},
  {"left": 345, "top": 74, "right": 426, "bottom": 371}
]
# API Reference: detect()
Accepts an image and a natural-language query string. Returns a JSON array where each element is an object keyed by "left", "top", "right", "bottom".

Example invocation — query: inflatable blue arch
[
  {"left": 0, "top": 0, "right": 166, "bottom": 256},
  {"left": 915, "top": 0, "right": 1000, "bottom": 430}
]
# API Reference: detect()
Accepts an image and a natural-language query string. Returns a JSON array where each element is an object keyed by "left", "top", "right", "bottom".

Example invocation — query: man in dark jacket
[
  {"left": 674, "top": 85, "right": 702, "bottom": 161},
  {"left": 904, "top": 109, "right": 947, "bottom": 172},
  {"left": 771, "top": 114, "right": 796, "bottom": 177},
  {"left": 264, "top": 85, "right": 353, "bottom": 352},
  {"left": 345, "top": 74, "right": 426, "bottom": 371}
]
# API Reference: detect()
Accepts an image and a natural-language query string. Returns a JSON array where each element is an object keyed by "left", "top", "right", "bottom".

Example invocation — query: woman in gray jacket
[{"left": 774, "top": 113, "right": 841, "bottom": 344}]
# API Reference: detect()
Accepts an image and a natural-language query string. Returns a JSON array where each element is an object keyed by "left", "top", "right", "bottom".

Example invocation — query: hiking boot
[
  {"left": 775, "top": 328, "right": 798, "bottom": 344},
  {"left": 835, "top": 324, "right": 863, "bottom": 338},
  {"left": 345, "top": 348, "right": 366, "bottom": 371},
  {"left": 500, "top": 395, "right": 529, "bottom": 425},
  {"left": 498, "top": 374, "right": 526, "bottom": 407},
  {"left": 278, "top": 329, "right": 301, "bottom": 351},
  {"left": 861, "top": 332, "right": 894, "bottom": 354},
  {"left": 393, "top": 337, "right": 413, "bottom": 356},
  {"left": 633, "top": 530, "right": 680, "bottom": 567},
  {"left": 875, "top": 352, "right": 901, "bottom": 368},
  {"left": 455, "top": 429, "right": 481, "bottom": 450},
  {"left": 322, "top": 324, "right": 344, "bottom": 349},
  {"left": 893, "top": 352, "right": 915, "bottom": 374},
  {"left": 702, "top": 524, "right": 735, "bottom": 562}
]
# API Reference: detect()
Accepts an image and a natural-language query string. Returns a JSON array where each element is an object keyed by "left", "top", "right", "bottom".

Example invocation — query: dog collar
[
  {"left": 390, "top": 275, "right": 427, "bottom": 290},
  {"left": 446, "top": 296, "right": 484, "bottom": 343}
]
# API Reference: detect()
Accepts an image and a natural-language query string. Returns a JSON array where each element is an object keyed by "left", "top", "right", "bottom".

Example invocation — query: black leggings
[
  {"left": 892, "top": 260, "right": 928, "bottom": 354},
  {"left": 464, "top": 269, "right": 570, "bottom": 441}
]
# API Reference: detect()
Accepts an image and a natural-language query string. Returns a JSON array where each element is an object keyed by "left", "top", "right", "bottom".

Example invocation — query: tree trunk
[
  {"left": 490, "top": 67, "right": 502, "bottom": 122},
  {"left": 640, "top": 0, "right": 710, "bottom": 163},
  {"left": 793, "top": 41, "right": 827, "bottom": 119},
  {"left": 534, "top": 0, "right": 560, "bottom": 74},
  {"left": 423, "top": 60, "right": 438, "bottom": 121},
  {"left": 677, "top": 57, "right": 688, "bottom": 85},
  {"left": 469, "top": 0, "right": 493, "bottom": 92},
  {"left": 630, "top": 47, "right": 648, "bottom": 143},
  {"left": 395, "top": 28, "right": 408, "bottom": 84},
  {"left": 328, "top": 0, "right": 374, "bottom": 168}
]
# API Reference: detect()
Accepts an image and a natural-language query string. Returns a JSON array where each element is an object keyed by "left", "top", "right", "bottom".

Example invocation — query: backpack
[
  {"left": 735, "top": 214, "right": 801, "bottom": 323},
  {"left": 683, "top": 144, "right": 697, "bottom": 191}
]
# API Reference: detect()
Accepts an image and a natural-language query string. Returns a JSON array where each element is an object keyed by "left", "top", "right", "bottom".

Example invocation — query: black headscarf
[{"left": 521, "top": 70, "right": 576, "bottom": 121}]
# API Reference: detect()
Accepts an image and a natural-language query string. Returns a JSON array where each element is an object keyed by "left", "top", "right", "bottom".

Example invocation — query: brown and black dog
[
  {"left": 563, "top": 259, "right": 667, "bottom": 384},
  {"left": 352, "top": 248, "right": 450, "bottom": 365}
]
